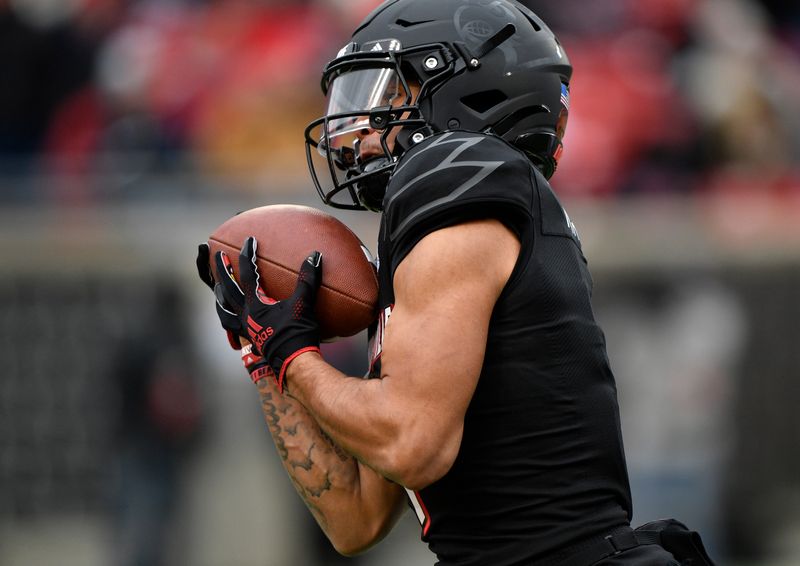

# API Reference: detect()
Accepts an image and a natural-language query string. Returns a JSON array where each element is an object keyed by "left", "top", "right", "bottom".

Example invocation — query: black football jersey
[{"left": 367, "top": 131, "right": 633, "bottom": 566}]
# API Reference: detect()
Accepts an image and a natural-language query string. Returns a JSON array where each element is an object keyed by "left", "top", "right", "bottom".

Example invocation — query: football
[{"left": 208, "top": 205, "right": 378, "bottom": 340}]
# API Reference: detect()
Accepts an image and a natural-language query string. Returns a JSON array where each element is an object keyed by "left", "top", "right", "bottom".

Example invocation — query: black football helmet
[{"left": 304, "top": 0, "right": 572, "bottom": 211}]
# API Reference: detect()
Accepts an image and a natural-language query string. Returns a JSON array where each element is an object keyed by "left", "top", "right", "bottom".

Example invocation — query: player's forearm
[
  {"left": 252, "top": 371, "right": 402, "bottom": 554},
  {"left": 285, "top": 352, "right": 438, "bottom": 488}
]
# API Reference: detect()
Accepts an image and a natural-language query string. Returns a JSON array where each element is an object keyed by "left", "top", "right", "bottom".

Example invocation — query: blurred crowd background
[{"left": 1, "top": 0, "right": 799, "bottom": 565}]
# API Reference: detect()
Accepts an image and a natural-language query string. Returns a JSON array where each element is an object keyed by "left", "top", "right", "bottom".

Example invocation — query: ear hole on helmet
[{"left": 460, "top": 90, "right": 508, "bottom": 114}]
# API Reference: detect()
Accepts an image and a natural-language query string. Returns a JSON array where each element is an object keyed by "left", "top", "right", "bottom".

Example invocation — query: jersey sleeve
[{"left": 382, "top": 131, "right": 534, "bottom": 276}]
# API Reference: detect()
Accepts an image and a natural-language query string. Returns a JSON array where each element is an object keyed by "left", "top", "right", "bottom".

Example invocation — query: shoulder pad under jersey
[{"left": 382, "top": 131, "right": 533, "bottom": 272}]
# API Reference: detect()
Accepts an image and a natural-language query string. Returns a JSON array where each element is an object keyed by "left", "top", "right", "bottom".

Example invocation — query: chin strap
[
  {"left": 351, "top": 124, "right": 435, "bottom": 211},
  {"left": 355, "top": 158, "right": 393, "bottom": 211}
]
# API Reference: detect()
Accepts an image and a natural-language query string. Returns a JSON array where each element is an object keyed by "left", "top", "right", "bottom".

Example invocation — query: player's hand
[
  {"left": 214, "top": 236, "right": 323, "bottom": 391},
  {"left": 198, "top": 243, "right": 274, "bottom": 384},
  {"left": 196, "top": 242, "right": 244, "bottom": 351}
]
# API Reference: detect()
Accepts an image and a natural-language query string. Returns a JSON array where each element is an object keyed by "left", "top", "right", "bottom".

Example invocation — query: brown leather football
[{"left": 208, "top": 205, "right": 378, "bottom": 340}]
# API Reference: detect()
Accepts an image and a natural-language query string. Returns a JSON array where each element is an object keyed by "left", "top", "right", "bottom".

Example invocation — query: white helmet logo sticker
[{"left": 363, "top": 39, "right": 402, "bottom": 53}]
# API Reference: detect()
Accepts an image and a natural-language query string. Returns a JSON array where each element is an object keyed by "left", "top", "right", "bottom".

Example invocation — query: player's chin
[{"left": 357, "top": 142, "right": 385, "bottom": 162}]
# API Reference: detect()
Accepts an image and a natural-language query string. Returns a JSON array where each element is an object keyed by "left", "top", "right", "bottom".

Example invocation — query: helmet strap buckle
[{"left": 454, "top": 23, "right": 517, "bottom": 70}]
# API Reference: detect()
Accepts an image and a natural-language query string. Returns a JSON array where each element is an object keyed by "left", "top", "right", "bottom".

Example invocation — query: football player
[{"left": 198, "top": 1, "right": 713, "bottom": 564}]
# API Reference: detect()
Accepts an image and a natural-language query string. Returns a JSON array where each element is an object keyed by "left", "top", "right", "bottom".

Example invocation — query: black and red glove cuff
[
  {"left": 269, "top": 346, "right": 321, "bottom": 392},
  {"left": 244, "top": 342, "right": 321, "bottom": 392}
]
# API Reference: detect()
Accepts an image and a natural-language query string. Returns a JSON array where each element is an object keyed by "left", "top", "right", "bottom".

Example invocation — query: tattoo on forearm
[
  {"left": 259, "top": 389, "right": 289, "bottom": 460},
  {"left": 253, "top": 377, "right": 357, "bottom": 527},
  {"left": 290, "top": 442, "right": 316, "bottom": 472},
  {"left": 322, "top": 429, "right": 351, "bottom": 462},
  {"left": 304, "top": 472, "right": 333, "bottom": 498}
]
